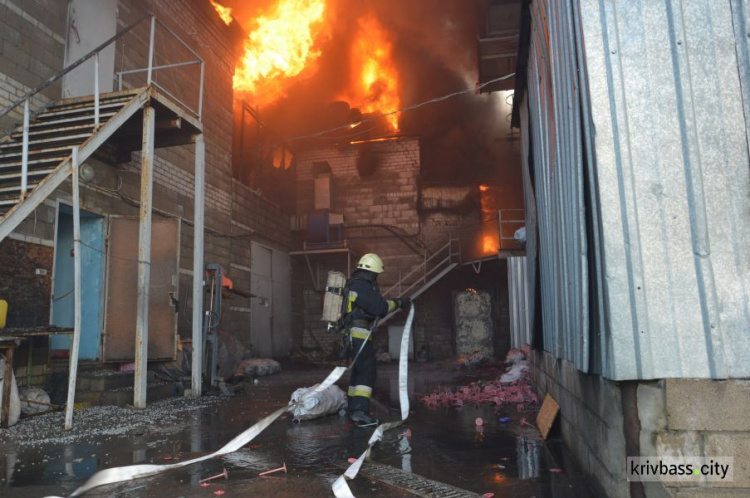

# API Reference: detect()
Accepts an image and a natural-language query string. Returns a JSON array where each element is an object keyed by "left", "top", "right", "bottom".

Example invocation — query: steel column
[
  {"left": 21, "top": 99, "right": 29, "bottom": 198},
  {"left": 134, "top": 106, "right": 155, "bottom": 409},
  {"left": 147, "top": 16, "right": 156, "bottom": 85},
  {"left": 191, "top": 134, "right": 205, "bottom": 396},
  {"left": 94, "top": 53, "right": 100, "bottom": 127},
  {"left": 64, "top": 146, "right": 82, "bottom": 430}
]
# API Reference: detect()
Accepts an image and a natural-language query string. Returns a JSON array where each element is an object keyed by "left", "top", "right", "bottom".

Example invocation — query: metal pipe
[
  {"left": 147, "top": 16, "right": 156, "bottom": 85},
  {"left": 134, "top": 106, "right": 155, "bottom": 409},
  {"left": 64, "top": 146, "right": 82, "bottom": 431},
  {"left": 21, "top": 99, "right": 29, "bottom": 198},
  {"left": 191, "top": 134, "right": 205, "bottom": 397},
  {"left": 94, "top": 52, "right": 100, "bottom": 127}
]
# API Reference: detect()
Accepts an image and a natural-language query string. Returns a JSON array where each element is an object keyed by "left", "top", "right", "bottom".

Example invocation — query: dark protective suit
[{"left": 345, "top": 269, "right": 396, "bottom": 414}]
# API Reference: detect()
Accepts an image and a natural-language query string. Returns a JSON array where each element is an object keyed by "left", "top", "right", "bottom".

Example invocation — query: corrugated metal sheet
[
  {"left": 508, "top": 256, "right": 532, "bottom": 348},
  {"left": 578, "top": 0, "right": 750, "bottom": 379},
  {"left": 519, "top": 0, "right": 749, "bottom": 380},
  {"left": 524, "top": 0, "right": 590, "bottom": 372}
]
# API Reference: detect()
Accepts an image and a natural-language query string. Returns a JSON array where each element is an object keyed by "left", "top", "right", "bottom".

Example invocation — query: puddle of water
[{"left": 0, "top": 363, "right": 593, "bottom": 497}]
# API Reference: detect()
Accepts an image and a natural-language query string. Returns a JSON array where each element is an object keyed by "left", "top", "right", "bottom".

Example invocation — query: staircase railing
[
  {"left": 384, "top": 236, "right": 461, "bottom": 300},
  {"left": 0, "top": 13, "right": 204, "bottom": 202}
]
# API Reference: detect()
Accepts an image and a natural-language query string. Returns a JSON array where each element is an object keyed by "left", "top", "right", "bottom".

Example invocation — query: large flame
[
  {"left": 210, "top": 0, "right": 233, "bottom": 25},
  {"left": 342, "top": 16, "right": 400, "bottom": 130},
  {"left": 233, "top": 0, "right": 327, "bottom": 107}
]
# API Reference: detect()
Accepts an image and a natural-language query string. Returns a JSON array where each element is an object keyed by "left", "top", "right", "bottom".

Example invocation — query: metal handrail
[{"left": 384, "top": 237, "right": 458, "bottom": 298}]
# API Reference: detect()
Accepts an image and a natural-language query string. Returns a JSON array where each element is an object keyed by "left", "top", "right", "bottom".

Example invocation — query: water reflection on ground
[{"left": 0, "top": 362, "right": 593, "bottom": 497}]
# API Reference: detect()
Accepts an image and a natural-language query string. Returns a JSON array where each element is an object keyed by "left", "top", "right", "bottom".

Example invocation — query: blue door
[{"left": 50, "top": 205, "right": 105, "bottom": 360}]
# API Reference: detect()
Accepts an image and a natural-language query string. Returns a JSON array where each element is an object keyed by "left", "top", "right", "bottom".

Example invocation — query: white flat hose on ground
[
  {"left": 332, "top": 305, "right": 414, "bottom": 497},
  {"left": 56, "top": 305, "right": 415, "bottom": 498}
]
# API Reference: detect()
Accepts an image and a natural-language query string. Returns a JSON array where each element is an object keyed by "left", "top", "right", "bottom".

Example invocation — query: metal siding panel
[
  {"left": 508, "top": 256, "right": 532, "bottom": 348},
  {"left": 579, "top": 0, "right": 750, "bottom": 379},
  {"left": 525, "top": 0, "right": 590, "bottom": 371}
]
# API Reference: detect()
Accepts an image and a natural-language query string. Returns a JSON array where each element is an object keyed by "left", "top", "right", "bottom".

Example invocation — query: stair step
[
  {"left": 0, "top": 133, "right": 92, "bottom": 152},
  {"left": 16, "top": 111, "right": 118, "bottom": 132},
  {"left": 0, "top": 168, "right": 55, "bottom": 181},
  {"left": 0, "top": 147, "right": 74, "bottom": 162},
  {"left": 46, "top": 94, "right": 135, "bottom": 112},
  {"left": 36, "top": 101, "right": 128, "bottom": 121},
  {"left": 0, "top": 156, "right": 64, "bottom": 173},
  {"left": 0, "top": 197, "right": 19, "bottom": 206},
  {"left": 10, "top": 123, "right": 96, "bottom": 140},
  {"left": 0, "top": 184, "right": 37, "bottom": 193}
]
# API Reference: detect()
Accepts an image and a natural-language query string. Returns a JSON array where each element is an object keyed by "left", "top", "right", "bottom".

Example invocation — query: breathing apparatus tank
[{"left": 322, "top": 271, "right": 347, "bottom": 327}]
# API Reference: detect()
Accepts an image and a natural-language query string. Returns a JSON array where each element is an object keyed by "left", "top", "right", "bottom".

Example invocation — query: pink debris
[
  {"left": 549, "top": 468, "right": 563, "bottom": 473},
  {"left": 420, "top": 372, "right": 538, "bottom": 411},
  {"left": 402, "top": 428, "right": 412, "bottom": 438},
  {"left": 483, "top": 494, "right": 495, "bottom": 498},
  {"left": 475, "top": 417, "right": 484, "bottom": 426},
  {"left": 213, "top": 491, "right": 226, "bottom": 496},
  {"left": 348, "top": 458, "right": 358, "bottom": 464},
  {"left": 199, "top": 482, "right": 210, "bottom": 487}
]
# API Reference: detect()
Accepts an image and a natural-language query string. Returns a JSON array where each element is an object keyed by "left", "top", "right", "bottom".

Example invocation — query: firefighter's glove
[{"left": 394, "top": 297, "right": 412, "bottom": 310}]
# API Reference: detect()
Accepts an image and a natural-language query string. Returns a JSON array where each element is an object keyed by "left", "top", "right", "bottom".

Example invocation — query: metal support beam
[
  {"left": 94, "top": 53, "right": 100, "bottom": 127},
  {"left": 191, "top": 134, "right": 205, "bottom": 397},
  {"left": 147, "top": 16, "right": 156, "bottom": 85},
  {"left": 64, "top": 146, "right": 82, "bottom": 430},
  {"left": 134, "top": 106, "right": 155, "bottom": 409},
  {"left": 21, "top": 99, "right": 29, "bottom": 198}
]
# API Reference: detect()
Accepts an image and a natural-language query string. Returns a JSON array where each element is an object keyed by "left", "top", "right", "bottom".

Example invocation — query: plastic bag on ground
[
  {"left": 235, "top": 358, "right": 281, "bottom": 378},
  {"left": 289, "top": 384, "right": 347, "bottom": 422},
  {"left": 500, "top": 360, "right": 529, "bottom": 384},
  {"left": 514, "top": 226, "right": 526, "bottom": 244},
  {"left": 505, "top": 348, "right": 525, "bottom": 364},
  {"left": 0, "top": 356, "right": 21, "bottom": 426},
  {"left": 19, "top": 387, "right": 51, "bottom": 415}
]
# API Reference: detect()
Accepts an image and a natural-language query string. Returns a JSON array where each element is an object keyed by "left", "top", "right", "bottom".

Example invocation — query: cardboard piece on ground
[{"left": 536, "top": 394, "right": 560, "bottom": 440}]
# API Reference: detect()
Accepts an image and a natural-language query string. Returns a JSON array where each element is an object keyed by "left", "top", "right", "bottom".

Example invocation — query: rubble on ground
[
  {"left": 234, "top": 358, "right": 281, "bottom": 378},
  {"left": 421, "top": 346, "right": 538, "bottom": 410}
]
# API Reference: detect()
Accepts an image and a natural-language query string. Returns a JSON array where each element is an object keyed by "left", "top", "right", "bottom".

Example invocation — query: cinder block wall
[
  {"left": 638, "top": 380, "right": 750, "bottom": 498},
  {"left": 531, "top": 349, "right": 629, "bottom": 498}
]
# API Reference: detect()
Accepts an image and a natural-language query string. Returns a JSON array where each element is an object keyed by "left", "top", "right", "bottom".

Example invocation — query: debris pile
[
  {"left": 234, "top": 358, "right": 281, "bottom": 378},
  {"left": 421, "top": 346, "right": 538, "bottom": 410}
]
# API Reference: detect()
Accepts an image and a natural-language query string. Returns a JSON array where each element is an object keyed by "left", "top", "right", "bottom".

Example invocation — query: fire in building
[{"left": 0, "top": 0, "right": 748, "bottom": 497}]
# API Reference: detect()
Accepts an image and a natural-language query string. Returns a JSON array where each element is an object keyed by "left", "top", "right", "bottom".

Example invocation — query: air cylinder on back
[{"left": 322, "top": 271, "right": 346, "bottom": 323}]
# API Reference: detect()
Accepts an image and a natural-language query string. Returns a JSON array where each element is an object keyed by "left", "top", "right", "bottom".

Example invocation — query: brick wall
[
  {"left": 294, "top": 138, "right": 425, "bottom": 283},
  {"left": 0, "top": 0, "right": 67, "bottom": 130},
  {"left": 1, "top": 0, "right": 294, "bottom": 361}
]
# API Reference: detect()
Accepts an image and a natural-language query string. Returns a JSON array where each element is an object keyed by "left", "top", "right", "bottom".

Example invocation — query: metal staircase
[
  {"left": 0, "top": 13, "right": 209, "bottom": 425},
  {"left": 0, "top": 89, "right": 148, "bottom": 239},
  {"left": 378, "top": 237, "right": 460, "bottom": 327}
]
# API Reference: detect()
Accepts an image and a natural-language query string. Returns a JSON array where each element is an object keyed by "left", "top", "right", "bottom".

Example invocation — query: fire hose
[{"left": 48, "top": 304, "right": 415, "bottom": 498}]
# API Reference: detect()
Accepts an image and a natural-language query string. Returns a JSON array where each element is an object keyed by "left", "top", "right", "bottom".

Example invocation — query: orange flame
[
  {"left": 341, "top": 16, "right": 400, "bottom": 130},
  {"left": 233, "top": 0, "right": 327, "bottom": 107},
  {"left": 210, "top": 1, "right": 233, "bottom": 25}
]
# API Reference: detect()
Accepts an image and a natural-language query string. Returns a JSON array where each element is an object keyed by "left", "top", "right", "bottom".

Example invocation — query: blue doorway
[{"left": 50, "top": 205, "right": 105, "bottom": 361}]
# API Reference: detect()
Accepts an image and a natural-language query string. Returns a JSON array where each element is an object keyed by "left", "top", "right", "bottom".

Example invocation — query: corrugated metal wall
[
  {"left": 521, "top": 0, "right": 750, "bottom": 380},
  {"left": 508, "top": 256, "right": 532, "bottom": 348},
  {"left": 524, "top": 0, "right": 591, "bottom": 372}
]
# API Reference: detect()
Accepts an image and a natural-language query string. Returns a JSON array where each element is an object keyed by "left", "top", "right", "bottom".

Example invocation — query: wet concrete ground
[{"left": 0, "top": 362, "right": 594, "bottom": 497}]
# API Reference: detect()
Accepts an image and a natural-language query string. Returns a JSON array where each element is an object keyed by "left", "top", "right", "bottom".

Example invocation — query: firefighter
[{"left": 345, "top": 253, "right": 410, "bottom": 425}]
